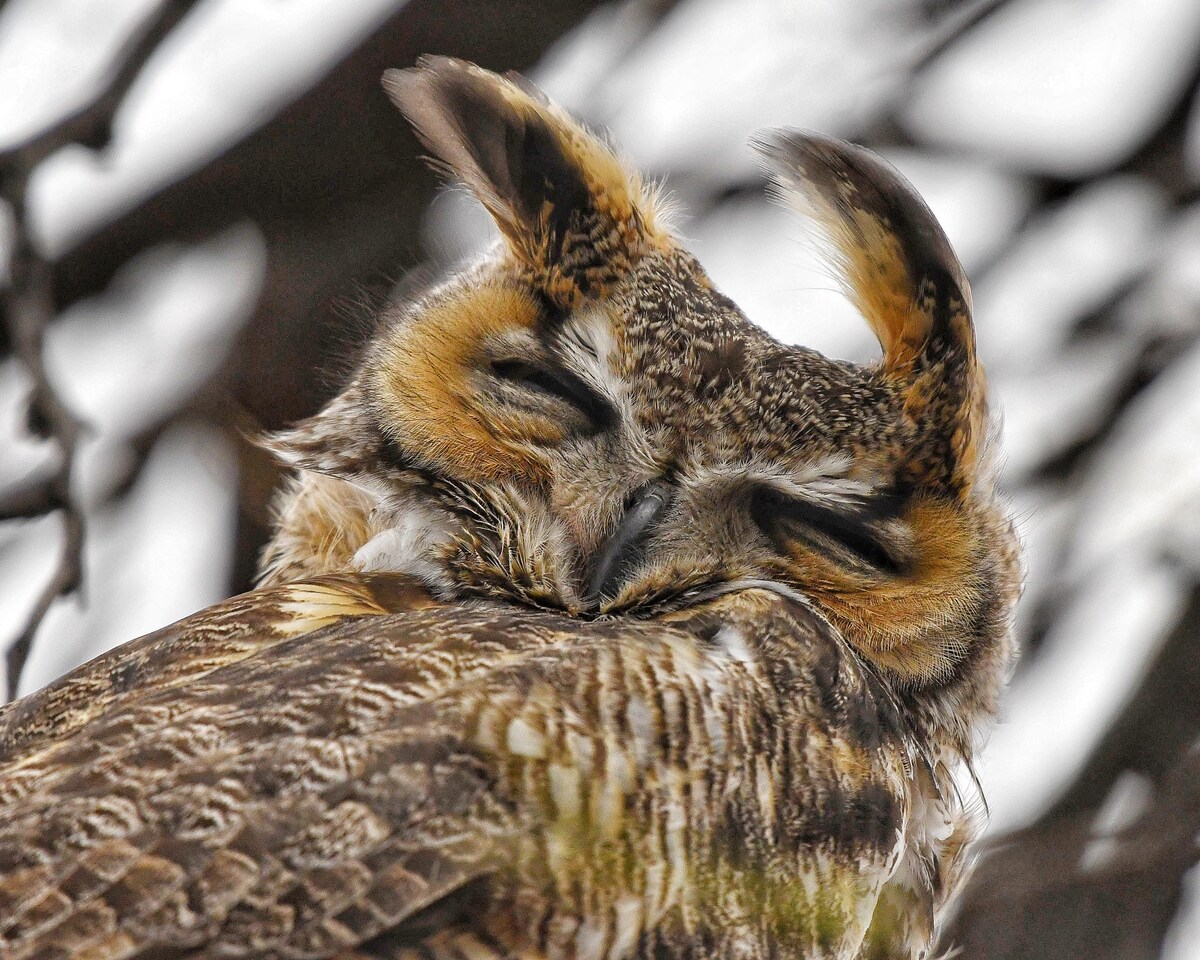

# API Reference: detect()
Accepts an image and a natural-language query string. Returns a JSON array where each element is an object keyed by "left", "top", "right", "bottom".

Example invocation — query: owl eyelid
[
  {"left": 750, "top": 488, "right": 903, "bottom": 574},
  {"left": 490, "top": 358, "right": 618, "bottom": 431}
]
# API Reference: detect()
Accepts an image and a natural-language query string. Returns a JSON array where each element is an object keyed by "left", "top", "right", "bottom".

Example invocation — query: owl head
[{"left": 261, "top": 57, "right": 1020, "bottom": 730}]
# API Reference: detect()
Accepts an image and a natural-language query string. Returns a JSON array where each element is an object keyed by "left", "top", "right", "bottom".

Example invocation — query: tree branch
[
  {"left": 0, "top": 0, "right": 204, "bottom": 174},
  {"left": 1, "top": 176, "right": 84, "bottom": 702},
  {"left": 908, "top": 0, "right": 1013, "bottom": 75},
  {"left": 945, "top": 741, "right": 1200, "bottom": 959},
  {"left": 944, "top": 582, "right": 1200, "bottom": 958},
  {"left": 0, "top": 466, "right": 59, "bottom": 521},
  {"left": 0, "top": 0, "right": 203, "bottom": 701}
]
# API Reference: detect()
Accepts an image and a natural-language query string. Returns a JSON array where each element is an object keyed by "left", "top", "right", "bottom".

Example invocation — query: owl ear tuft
[
  {"left": 384, "top": 56, "right": 658, "bottom": 307},
  {"left": 756, "top": 131, "right": 986, "bottom": 495}
]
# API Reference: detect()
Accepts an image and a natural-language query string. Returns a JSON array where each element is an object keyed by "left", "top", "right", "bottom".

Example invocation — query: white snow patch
[
  {"left": 1001, "top": 483, "right": 1072, "bottom": 641},
  {"left": 1120, "top": 202, "right": 1200, "bottom": 344},
  {"left": 44, "top": 223, "right": 265, "bottom": 455},
  {"left": 0, "top": 0, "right": 160, "bottom": 147},
  {"left": 1067, "top": 338, "right": 1200, "bottom": 580},
  {"left": 904, "top": 0, "right": 1200, "bottom": 177},
  {"left": 689, "top": 154, "right": 1031, "bottom": 360},
  {"left": 1074, "top": 769, "right": 1157, "bottom": 873},
  {"left": 0, "top": 360, "right": 56, "bottom": 493},
  {"left": 0, "top": 226, "right": 258, "bottom": 517},
  {"left": 17, "top": 0, "right": 407, "bottom": 254},
  {"left": 531, "top": 2, "right": 658, "bottom": 115},
  {"left": 594, "top": 0, "right": 915, "bottom": 180},
  {"left": 12, "top": 422, "right": 237, "bottom": 698},
  {"left": 880, "top": 150, "right": 1036, "bottom": 276},
  {"left": 977, "top": 557, "right": 1187, "bottom": 834},
  {"left": 1090, "top": 770, "right": 1153, "bottom": 838},
  {"left": 1163, "top": 861, "right": 1200, "bottom": 960},
  {"left": 687, "top": 194, "right": 877, "bottom": 361},
  {"left": 0, "top": 513, "right": 63, "bottom": 698},
  {"left": 973, "top": 177, "right": 1167, "bottom": 370},
  {"left": 421, "top": 189, "right": 498, "bottom": 267},
  {"left": 993, "top": 339, "right": 1134, "bottom": 481}
]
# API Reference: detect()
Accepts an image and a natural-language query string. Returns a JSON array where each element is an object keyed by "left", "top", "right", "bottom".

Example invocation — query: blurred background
[{"left": 1, "top": 0, "right": 1198, "bottom": 956}]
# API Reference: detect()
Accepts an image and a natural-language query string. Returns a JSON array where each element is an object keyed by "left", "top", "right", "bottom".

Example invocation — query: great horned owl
[{"left": 0, "top": 58, "right": 1020, "bottom": 960}]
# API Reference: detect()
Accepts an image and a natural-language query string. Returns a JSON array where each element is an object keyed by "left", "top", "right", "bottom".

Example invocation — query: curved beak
[{"left": 585, "top": 482, "right": 673, "bottom": 606}]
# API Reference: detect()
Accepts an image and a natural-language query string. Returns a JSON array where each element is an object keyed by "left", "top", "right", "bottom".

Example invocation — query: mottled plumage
[
  {"left": 0, "top": 57, "right": 1021, "bottom": 960},
  {"left": 3, "top": 586, "right": 914, "bottom": 960}
]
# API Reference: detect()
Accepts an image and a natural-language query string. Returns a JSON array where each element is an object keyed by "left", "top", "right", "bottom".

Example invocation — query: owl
[{"left": 0, "top": 57, "right": 1020, "bottom": 960}]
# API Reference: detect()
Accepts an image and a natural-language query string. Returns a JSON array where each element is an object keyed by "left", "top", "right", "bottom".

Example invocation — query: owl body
[
  {"left": 1, "top": 585, "right": 920, "bottom": 960},
  {"left": 0, "top": 57, "right": 1020, "bottom": 960}
]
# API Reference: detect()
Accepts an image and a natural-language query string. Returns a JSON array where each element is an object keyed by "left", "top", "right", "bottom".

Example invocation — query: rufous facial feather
[
  {"left": 256, "top": 61, "right": 1021, "bottom": 954},
  {"left": 0, "top": 56, "right": 1021, "bottom": 960}
]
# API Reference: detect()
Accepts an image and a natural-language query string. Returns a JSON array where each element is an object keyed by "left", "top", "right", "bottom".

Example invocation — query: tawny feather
[{"left": 3, "top": 59, "right": 1021, "bottom": 960}]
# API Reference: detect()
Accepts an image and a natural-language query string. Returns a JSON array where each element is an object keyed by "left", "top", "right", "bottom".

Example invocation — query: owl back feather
[{"left": 26, "top": 56, "right": 1025, "bottom": 960}]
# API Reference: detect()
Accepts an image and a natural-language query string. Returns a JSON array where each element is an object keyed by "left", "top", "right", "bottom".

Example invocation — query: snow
[
  {"left": 0, "top": 0, "right": 409, "bottom": 255},
  {"left": 973, "top": 176, "right": 1167, "bottom": 370},
  {"left": 1089, "top": 769, "right": 1153, "bottom": 838},
  {"left": 0, "top": 513, "right": 62, "bottom": 695},
  {"left": 1120, "top": 202, "right": 1200, "bottom": 344},
  {"left": 981, "top": 339, "right": 1200, "bottom": 831},
  {"left": 1078, "top": 770, "right": 1153, "bottom": 873},
  {"left": 0, "top": 225, "right": 263, "bottom": 694},
  {"left": 1000, "top": 482, "right": 1071, "bottom": 640},
  {"left": 0, "top": 360, "right": 55, "bottom": 494},
  {"left": 880, "top": 150, "right": 1036, "bottom": 276},
  {"left": 421, "top": 188, "right": 498, "bottom": 268},
  {"left": 0, "top": 0, "right": 160, "bottom": 147},
  {"left": 904, "top": 0, "right": 1200, "bottom": 177},
  {"left": 993, "top": 339, "right": 1133, "bottom": 480},
  {"left": 1, "top": 2, "right": 1198, "bottom": 925},
  {"left": 532, "top": 3, "right": 659, "bottom": 115},
  {"left": 45, "top": 224, "right": 264, "bottom": 453},
  {"left": 1067, "top": 338, "right": 1200, "bottom": 580},
  {"left": 421, "top": 149, "right": 1037, "bottom": 365},
  {"left": 11, "top": 422, "right": 239, "bottom": 698},
  {"left": 0, "top": 0, "right": 384, "bottom": 698},
  {"left": 677, "top": 151, "right": 1032, "bottom": 361},
  {"left": 979, "top": 557, "right": 1188, "bottom": 834},
  {"left": 686, "top": 193, "right": 878, "bottom": 360},
  {"left": 592, "top": 0, "right": 916, "bottom": 180}
]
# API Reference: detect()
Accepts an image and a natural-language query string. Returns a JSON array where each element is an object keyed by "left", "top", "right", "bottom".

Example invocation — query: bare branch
[
  {"left": 0, "top": 466, "right": 59, "bottom": 521},
  {"left": 0, "top": 0, "right": 204, "bottom": 174},
  {"left": 2, "top": 174, "right": 85, "bottom": 702},
  {"left": 0, "top": 0, "right": 204, "bottom": 701},
  {"left": 908, "top": 0, "right": 1013, "bottom": 75},
  {"left": 944, "top": 585, "right": 1200, "bottom": 958},
  {"left": 944, "top": 742, "right": 1200, "bottom": 959}
]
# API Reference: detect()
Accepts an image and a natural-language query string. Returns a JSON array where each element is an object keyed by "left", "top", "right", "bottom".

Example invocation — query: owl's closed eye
[
  {"left": 261, "top": 57, "right": 1018, "bottom": 694},
  {"left": 0, "top": 56, "right": 1020, "bottom": 960}
]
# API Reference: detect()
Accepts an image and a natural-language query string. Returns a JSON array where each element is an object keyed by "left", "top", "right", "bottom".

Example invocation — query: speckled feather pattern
[
  {"left": 1, "top": 586, "right": 914, "bottom": 960},
  {"left": 0, "top": 58, "right": 1021, "bottom": 960}
]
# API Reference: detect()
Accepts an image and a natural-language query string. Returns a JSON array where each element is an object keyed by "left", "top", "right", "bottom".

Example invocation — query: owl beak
[{"left": 585, "top": 482, "right": 673, "bottom": 606}]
